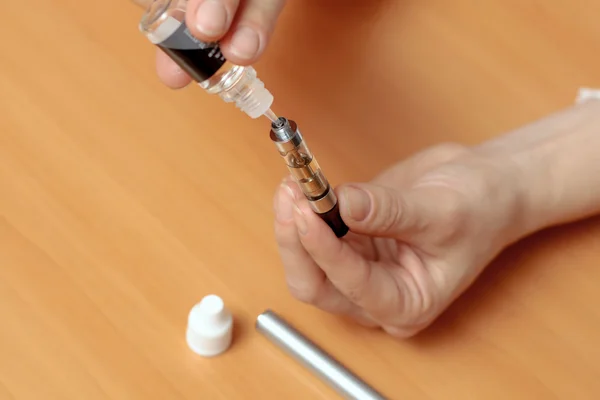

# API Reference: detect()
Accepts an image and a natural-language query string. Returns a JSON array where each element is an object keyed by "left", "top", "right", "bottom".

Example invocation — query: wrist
[{"left": 476, "top": 100, "right": 600, "bottom": 239}]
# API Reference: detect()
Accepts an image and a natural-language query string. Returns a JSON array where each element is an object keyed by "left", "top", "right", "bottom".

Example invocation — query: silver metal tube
[{"left": 255, "top": 309, "right": 388, "bottom": 400}]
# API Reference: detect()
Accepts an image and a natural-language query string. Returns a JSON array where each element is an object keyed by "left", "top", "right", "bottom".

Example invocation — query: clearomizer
[
  {"left": 135, "top": 0, "right": 275, "bottom": 120},
  {"left": 271, "top": 117, "right": 349, "bottom": 238}
]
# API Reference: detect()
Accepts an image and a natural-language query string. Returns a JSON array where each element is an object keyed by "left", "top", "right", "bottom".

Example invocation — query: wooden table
[{"left": 1, "top": 0, "right": 599, "bottom": 398}]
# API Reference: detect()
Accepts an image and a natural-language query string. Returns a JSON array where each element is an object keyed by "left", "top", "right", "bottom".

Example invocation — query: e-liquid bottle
[{"left": 133, "top": 0, "right": 276, "bottom": 120}]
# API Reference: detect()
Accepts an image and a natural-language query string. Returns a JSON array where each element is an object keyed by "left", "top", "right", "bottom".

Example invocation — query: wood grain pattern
[{"left": 1, "top": 0, "right": 599, "bottom": 398}]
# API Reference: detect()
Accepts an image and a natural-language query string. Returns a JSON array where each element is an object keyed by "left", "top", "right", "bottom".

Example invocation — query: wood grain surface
[{"left": 1, "top": 0, "right": 600, "bottom": 399}]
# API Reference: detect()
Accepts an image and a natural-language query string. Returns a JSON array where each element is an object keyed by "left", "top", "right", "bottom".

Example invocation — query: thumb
[{"left": 336, "top": 183, "right": 457, "bottom": 239}]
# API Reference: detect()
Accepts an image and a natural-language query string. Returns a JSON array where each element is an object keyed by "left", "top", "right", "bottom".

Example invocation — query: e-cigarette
[{"left": 270, "top": 117, "right": 349, "bottom": 238}]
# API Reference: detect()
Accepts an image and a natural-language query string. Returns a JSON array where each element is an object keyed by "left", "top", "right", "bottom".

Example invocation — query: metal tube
[{"left": 255, "top": 309, "right": 387, "bottom": 400}]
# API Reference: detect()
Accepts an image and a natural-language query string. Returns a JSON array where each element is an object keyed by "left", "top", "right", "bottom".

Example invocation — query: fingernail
[
  {"left": 195, "top": 0, "right": 228, "bottom": 37},
  {"left": 343, "top": 187, "right": 371, "bottom": 221},
  {"left": 294, "top": 205, "right": 308, "bottom": 235},
  {"left": 275, "top": 184, "right": 295, "bottom": 222},
  {"left": 230, "top": 26, "right": 260, "bottom": 60}
]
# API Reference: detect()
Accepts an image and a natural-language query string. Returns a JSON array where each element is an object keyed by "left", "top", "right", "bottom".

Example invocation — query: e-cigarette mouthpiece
[{"left": 270, "top": 117, "right": 349, "bottom": 238}]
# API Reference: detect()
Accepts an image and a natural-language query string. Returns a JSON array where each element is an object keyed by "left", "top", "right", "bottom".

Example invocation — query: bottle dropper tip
[{"left": 263, "top": 109, "right": 279, "bottom": 123}]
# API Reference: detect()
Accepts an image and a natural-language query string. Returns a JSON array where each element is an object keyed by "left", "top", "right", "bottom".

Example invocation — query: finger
[
  {"left": 292, "top": 198, "right": 407, "bottom": 324},
  {"left": 186, "top": 0, "right": 240, "bottom": 42},
  {"left": 155, "top": 50, "right": 192, "bottom": 89},
  {"left": 336, "top": 182, "right": 464, "bottom": 241},
  {"left": 219, "top": 0, "right": 287, "bottom": 65},
  {"left": 338, "top": 311, "right": 380, "bottom": 329},
  {"left": 274, "top": 178, "right": 359, "bottom": 315},
  {"left": 381, "top": 325, "right": 421, "bottom": 339}
]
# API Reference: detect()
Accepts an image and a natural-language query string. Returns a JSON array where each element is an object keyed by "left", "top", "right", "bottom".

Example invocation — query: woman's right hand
[{"left": 155, "top": 0, "right": 287, "bottom": 88}]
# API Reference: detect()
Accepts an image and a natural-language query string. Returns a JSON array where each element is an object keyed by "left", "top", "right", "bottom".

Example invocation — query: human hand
[
  {"left": 156, "top": 0, "right": 287, "bottom": 88},
  {"left": 273, "top": 143, "right": 526, "bottom": 337}
]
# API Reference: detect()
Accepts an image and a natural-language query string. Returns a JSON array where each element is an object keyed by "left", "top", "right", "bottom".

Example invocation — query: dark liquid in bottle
[
  {"left": 159, "top": 46, "right": 226, "bottom": 83},
  {"left": 156, "top": 21, "right": 226, "bottom": 82}
]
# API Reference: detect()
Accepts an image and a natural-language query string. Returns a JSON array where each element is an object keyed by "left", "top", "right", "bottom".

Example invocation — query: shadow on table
[{"left": 407, "top": 214, "right": 600, "bottom": 347}]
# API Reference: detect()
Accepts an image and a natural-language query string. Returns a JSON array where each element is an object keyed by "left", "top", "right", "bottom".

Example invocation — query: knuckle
[
  {"left": 351, "top": 314, "right": 379, "bottom": 329},
  {"left": 335, "top": 261, "right": 372, "bottom": 305},
  {"left": 383, "top": 320, "right": 432, "bottom": 338},
  {"left": 434, "top": 192, "right": 470, "bottom": 241},
  {"left": 389, "top": 192, "right": 407, "bottom": 229},
  {"left": 273, "top": 223, "right": 292, "bottom": 248},
  {"left": 286, "top": 280, "right": 323, "bottom": 305},
  {"left": 373, "top": 189, "right": 403, "bottom": 233},
  {"left": 383, "top": 325, "right": 418, "bottom": 339},
  {"left": 440, "top": 192, "right": 468, "bottom": 223},
  {"left": 417, "top": 292, "right": 439, "bottom": 321},
  {"left": 345, "top": 287, "right": 364, "bottom": 304},
  {"left": 339, "top": 273, "right": 370, "bottom": 304}
]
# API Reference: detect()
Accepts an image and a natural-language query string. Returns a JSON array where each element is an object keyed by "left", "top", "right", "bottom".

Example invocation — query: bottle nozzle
[
  {"left": 263, "top": 109, "right": 279, "bottom": 123},
  {"left": 213, "top": 66, "right": 275, "bottom": 119}
]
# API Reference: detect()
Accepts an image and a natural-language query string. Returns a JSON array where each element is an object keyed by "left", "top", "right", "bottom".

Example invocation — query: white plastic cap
[{"left": 186, "top": 294, "right": 233, "bottom": 357}]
